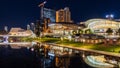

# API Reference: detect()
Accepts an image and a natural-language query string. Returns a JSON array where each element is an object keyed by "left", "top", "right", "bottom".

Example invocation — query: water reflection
[
  {"left": 0, "top": 44, "right": 40, "bottom": 68},
  {"left": 0, "top": 44, "right": 94, "bottom": 68},
  {"left": 40, "top": 52, "right": 93, "bottom": 68}
]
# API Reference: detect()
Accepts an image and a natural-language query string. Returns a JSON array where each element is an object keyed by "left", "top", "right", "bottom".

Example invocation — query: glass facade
[{"left": 43, "top": 8, "right": 56, "bottom": 22}]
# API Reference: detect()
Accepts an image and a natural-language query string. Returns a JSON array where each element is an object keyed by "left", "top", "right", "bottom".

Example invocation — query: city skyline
[
  {"left": 1, "top": 0, "right": 120, "bottom": 29},
  {"left": 0, "top": 1, "right": 120, "bottom": 67}
]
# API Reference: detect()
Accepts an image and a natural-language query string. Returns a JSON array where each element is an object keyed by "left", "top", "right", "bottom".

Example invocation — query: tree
[
  {"left": 106, "top": 28, "right": 113, "bottom": 35},
  {"left": 72, "top": 30, "right": 77, "bottom": 35},
  {"left": 78, "top": 29, "right": 83, "bottom": 34},
  {"left": 118, "top": 28, "right": 120, "bottom": 36},
  {"left": 34, "top": 20, "right": 41, "bottom": 37},
  {"left": 85, "top": 29, "right": 92, "bottom": 34}
]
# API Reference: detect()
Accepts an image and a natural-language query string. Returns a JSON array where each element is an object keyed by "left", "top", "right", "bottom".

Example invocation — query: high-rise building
[
  {"left": 4, "top": 26, "right": 8, "bottom": 32},
  {"left": 30, "top": 23, "right": 35, "bottom": 32},
  {"left": 27, "top": 24, "right": 30, "bottom": 30},
  {"left": 56, "top": 7, "right": 72, "bottom": 23},
  {"left": 34, "top": 20, "right": 41, "bottom": 37},
  {"left": 43, "top": 8, "right": 56, "bottom": 22},
  {"left": 43, "top": 18, "right": 50, "bottom": 32}
]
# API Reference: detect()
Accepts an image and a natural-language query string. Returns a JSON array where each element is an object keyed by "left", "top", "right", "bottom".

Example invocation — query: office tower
[
  {"left": 43, "top": 8, "right": 56, "bottom": 22},
  {"left": 56, "top": 7, "right": 72, "bottom": 22},
  {"left": 4, "top": 26, "right": 8, "bottom": 32},
  {"left": 27, "top": 24, "right": 30, "bottom": 30},
  {"left": 30, "top": 23, "right": 35, "bottom": 32}
]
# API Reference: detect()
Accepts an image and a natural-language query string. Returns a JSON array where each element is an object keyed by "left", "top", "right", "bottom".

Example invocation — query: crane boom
[{"left": 38, "top": 1, "right": 47, "bottom": 7}]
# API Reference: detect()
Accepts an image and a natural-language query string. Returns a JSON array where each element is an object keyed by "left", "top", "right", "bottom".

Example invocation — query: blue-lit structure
[{"left": 43, "top": 8, "right": 56, "bottom": 22}]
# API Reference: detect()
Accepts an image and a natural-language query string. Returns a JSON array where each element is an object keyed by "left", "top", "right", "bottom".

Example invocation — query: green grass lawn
[
  {"left": 37, "top": 37, "right": 60, "bottom": 43},
  {"left": 21, "top": 37, "right": 60, "bottom": 43}
]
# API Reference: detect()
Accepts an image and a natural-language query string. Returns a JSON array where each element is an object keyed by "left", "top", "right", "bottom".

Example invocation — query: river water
[
  {"left": 0, "top": 44, "right": 93, "bottom": 68},
  {"left": 68, "top": 55, "right": 93, "bottom": 68},
  {"left": 0, "top": 45, "right": 41, "bottom": 68}
]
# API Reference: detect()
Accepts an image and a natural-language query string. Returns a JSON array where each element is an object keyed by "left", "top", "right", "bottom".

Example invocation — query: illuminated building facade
[
  {"left": 45, "top": 23, "right": 79, "bottom": 36},
  {"left": 8, "top": 28, "right": 36, "bottom": 37},
  {"left": 56, "top": 7, "right": 72, "bottom": 23},
  {"left": 43, "top": 18, "right": 51, "bottom": 32},
  {"left": 43, "top": 8, "right": 56, "bottom": 22},
  {"left": 84, "top": 19, "right": 120, "bottom": 35}
]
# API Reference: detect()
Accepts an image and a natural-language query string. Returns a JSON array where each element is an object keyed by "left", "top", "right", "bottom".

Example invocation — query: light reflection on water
[{"left": 0, "top": 44, "right": 93, "bottom": 68}]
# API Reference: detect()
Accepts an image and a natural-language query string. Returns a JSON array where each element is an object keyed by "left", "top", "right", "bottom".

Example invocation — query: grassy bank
[
  {"left": 23, "top": 37, "right": 120, "bottom": 53},
  {"left": 56, "top": 40, "right": 120, "bottom": 53}
]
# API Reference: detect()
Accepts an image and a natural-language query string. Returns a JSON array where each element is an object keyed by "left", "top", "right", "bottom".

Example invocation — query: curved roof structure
[
  {"left": 84, "top": 19, "right": 120, "bottom": 32},
  {"left": 48, "top": 23, "right": 79, "bottom": 30}
]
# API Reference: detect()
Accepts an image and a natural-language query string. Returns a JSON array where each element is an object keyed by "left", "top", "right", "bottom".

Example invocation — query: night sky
[{"left": 1, "top": 0, "right": 120, "bottom": 30}]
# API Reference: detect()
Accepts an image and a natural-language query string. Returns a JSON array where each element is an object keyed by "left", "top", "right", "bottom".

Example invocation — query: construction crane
[
  {"left": 38, "top": 1, "right": 47, "bottom": 7},
  {"left": 38, "top": 1, "right": 47, "bottom": 19}
]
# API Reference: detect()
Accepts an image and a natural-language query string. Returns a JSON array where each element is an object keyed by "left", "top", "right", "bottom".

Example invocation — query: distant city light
[
  {"left": 106, "top": 15, "right": 109, "bottom": 18},
  {"left": 110, "top": 14, "right": 114, "bottom": 18},
  {"left": 44, "top": 1, "right": 47, "bottom": 4},
  {"left": 106, "top": 14, "right": 114, "bottom": 19},
  {"left": 31, "top": 48, "right": 34, "bottom": 51}
]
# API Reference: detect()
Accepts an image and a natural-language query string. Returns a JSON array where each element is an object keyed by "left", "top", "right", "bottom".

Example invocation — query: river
[{"left": 0, "top": 44, "right": 93, "bottom": 68}]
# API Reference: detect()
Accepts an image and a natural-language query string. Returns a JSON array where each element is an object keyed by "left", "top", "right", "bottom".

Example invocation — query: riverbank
[{"left": 23, "top": 37, "right": 120, "bottom": 53}]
